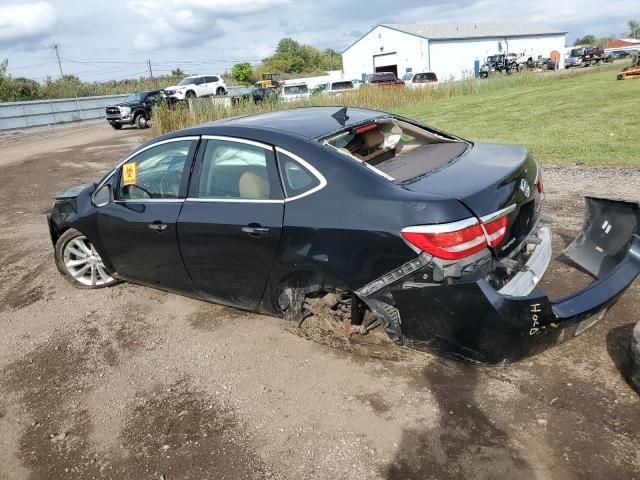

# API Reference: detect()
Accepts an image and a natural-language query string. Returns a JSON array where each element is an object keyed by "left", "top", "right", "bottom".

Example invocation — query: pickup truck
[{"left": 104, "top": 90, "right": 165, "bottom": 130}]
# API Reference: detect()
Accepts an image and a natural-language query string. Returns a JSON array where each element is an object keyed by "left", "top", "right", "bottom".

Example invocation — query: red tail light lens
[
  {"left": 482, "top": 215, "right": 508, "bottom": 247},
  {"left": 401, "top": 219, "right": 487, "bottom": 260},
  {"left": 536, "top": 170, "right": 543, "bottom": 193},
  {"left": 401, "top": 208, "right": 513, "bottom": 260}
]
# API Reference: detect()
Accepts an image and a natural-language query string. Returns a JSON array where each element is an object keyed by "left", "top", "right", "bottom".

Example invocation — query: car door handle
[
  {"left": 242, "top": 225, "right": 270, "bottom": 237},
  {"left": 148, "top": 222, "right": 168, "bottom": 232}
]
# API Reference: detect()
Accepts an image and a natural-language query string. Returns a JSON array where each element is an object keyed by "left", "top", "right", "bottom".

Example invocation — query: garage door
[{"left": 373, "top": 53, "right": 397, "bottom": 68}]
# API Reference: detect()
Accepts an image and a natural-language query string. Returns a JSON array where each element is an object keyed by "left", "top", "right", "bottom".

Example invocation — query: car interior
[
  {"left": 197, "top": 142, "right": 274, "bottom": 200},
  {"left": 324, "top": 118, "right": 468, "bottom": 182}
]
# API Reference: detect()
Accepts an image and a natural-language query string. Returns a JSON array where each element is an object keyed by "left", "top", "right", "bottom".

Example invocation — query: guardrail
[{"left": 0, "top": 94, "right": 128, "bottom": 131}]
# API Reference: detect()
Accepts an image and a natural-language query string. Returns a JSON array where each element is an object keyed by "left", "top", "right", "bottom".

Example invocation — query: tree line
[
  {"left": 573, "top": 19, "right": 640, "bottom": 46},
  {"left": 231, "top": 38, "right": 342, "bottom": 85}
]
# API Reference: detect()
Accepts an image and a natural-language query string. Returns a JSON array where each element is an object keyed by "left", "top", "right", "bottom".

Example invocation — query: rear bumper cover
[{"left": 358, "top": 197, "right": 640, "bottom": 364}]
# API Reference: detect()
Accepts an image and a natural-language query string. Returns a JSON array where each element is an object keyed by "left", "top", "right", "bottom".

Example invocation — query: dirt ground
[{"left": 0, "top": 122, "right": 638, "bottom": 480}]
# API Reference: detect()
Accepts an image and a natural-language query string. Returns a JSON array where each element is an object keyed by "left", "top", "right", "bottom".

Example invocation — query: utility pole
[
  {"left": 53, "top": 45, "right": 64, "bottom": 79},
  {"left": 147, "top": 59, "right": 154, "bottom": 79}
]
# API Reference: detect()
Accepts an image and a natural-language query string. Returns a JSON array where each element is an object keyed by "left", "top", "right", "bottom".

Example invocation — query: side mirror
[{"left": 93, "top": 183, "right": 113, "bottom": 207}]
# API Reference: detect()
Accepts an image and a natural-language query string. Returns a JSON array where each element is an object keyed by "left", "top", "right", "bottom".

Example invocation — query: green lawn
[{"left": 396, "top": 66, "right": 640, "bottom": 166}]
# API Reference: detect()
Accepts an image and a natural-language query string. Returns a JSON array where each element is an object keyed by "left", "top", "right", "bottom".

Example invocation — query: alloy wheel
[{"left": 62, "top": 236, "right": 114, "bottom": 287}]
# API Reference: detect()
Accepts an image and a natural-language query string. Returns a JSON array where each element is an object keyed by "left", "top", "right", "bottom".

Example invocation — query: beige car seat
[{"left": 239, "top": 171, "right": 270, "bottom": 199}]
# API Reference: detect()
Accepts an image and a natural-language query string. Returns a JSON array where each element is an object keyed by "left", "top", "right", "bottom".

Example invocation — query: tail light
[
  {"left": 401, "top": 219, "right": 487, "bottom": 260},
  {"left": 536, "top": 170, "right": 543, "bottom": 193},
  {"left": 482, "top": 215, "right": 508, "bottom": 247},
  {"left": 401, "top": 210, "right": 512, "bottom": 260}
]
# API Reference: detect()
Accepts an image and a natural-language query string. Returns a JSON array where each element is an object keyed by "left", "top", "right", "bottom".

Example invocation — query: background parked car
[
  {"left": 402, "top": 72, "right": 438, "bottom": 87},
  {"left": 105, "top": 90, "right": 165, "bottom": 130},
  {"left": 164, "top": 75, "right": 227, "bottom": 100},
  {"left": 323, "top": 80, "right": 356, "bottom": 95},
  {"left": 280, "top": 83, "right": 311, "bottom": 102},
  {"left": 366, "top": 72, "right": 404, "bottom": 87},
  {"left": 252, "top": 87, "right": 278, "bottom": 103}
]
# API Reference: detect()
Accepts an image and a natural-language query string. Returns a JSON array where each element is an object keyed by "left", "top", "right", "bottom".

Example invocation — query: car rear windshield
[
  {"left": 370, "top": 73, "right": 396, "bottom": 82},
  {"left": 330, "top": 81, "right": 354, "bottom": 90},
  {"left": 323, "top": 117, "right": 468, "bottom": 182},
  {"left": 284, "top": 85, "right": 308, "bottom": 95},
  {"left": 414, "top": 72, "right": 438, "bottom": 82}
]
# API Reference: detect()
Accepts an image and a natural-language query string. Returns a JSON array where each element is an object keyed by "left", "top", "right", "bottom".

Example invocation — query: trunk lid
[{"left": 404, "top": 143, "right": 540, "bottom": 256}]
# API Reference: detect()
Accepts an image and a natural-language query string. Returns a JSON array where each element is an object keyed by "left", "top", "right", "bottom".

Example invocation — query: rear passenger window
[
  {"left": 196, "top": 139, "right": 282, "bottom": 200},
  {"left": 276, "top": 151, "right": 321, "bottom": 198}
]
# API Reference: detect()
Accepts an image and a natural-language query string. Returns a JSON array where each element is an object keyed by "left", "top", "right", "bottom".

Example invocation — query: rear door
[
  {"left": 177, "top": 136, "right": 284, "bottom": 309},
  {"left": 97, "top": 137, "right": 199, "bottom": 291}
]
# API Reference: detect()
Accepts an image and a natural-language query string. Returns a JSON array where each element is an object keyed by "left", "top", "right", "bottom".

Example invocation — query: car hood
[
  {"left": 55, "top": 183, "right": 94, "bottom": 199},
  {"left": 108, "top": 101, "right": 140, "bottom": 108}
]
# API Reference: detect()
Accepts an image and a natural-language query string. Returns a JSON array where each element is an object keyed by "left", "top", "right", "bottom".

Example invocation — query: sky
[{"left": 0, "top": 0, "right": 638, "bottom": 82}]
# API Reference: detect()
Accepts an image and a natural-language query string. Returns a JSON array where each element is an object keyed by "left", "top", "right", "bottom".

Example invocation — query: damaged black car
[{"left": 48, "top": 107, "right": 640, "bottom": 364}]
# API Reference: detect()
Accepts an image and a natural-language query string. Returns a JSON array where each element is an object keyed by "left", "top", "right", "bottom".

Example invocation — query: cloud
[
  {"left": 128, "top": 0, "right": 290, "bottom": 49},
  {"left": 0, "top": 1, "right": 56, "bottom": 48}
]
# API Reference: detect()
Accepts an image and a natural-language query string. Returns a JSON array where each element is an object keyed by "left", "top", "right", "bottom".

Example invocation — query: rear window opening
[{"left": 323, "top": 118, "right": 468, "bottom": 182}]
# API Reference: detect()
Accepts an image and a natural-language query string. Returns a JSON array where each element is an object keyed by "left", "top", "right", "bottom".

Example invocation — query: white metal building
[{"left": 342, "top": 23, "right": 567, "bottom": 81}]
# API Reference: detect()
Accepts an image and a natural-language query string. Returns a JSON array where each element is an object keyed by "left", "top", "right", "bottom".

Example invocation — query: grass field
[
  {"left": 152, "top": 63, "right": 639, "bottom": 167},
  {"left": 397, "top": 65, "right": 639, "bottom": 166}
]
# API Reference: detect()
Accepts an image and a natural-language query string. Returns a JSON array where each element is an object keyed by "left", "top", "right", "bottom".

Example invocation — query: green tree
[
  {"left": 573, "top": 35, "right": 596, "bottom": 46},
  {"left": 321, "top": 49, "right": 342, "bottom": 70},
  {"left": 627, "top": 20, "right": 640, "bottom": 39},
  {"left": 231, "top": 62, "right": 253, "bottom": 85},
  {"left": 171, "top": 68, "right": 185, "bottom": 76},
  {"left": 261, "top": 38, "right": 326, "bottom": 74}
]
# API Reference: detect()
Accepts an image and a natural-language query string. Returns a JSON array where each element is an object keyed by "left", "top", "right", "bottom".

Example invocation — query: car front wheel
[
  {"left": 55, "top": 228, "right": 119, "bottom": 289},
  {"left": 136, "top": 114, "right": 149, "bottom": 129}
]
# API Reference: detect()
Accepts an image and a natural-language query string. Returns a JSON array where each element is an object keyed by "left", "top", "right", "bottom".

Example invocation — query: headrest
[
  {"left": 359, "top": 129, "right": 384, "bottom": 150},
  {"left": 239, "top": 171, "right": 270, "bottom": 199}
]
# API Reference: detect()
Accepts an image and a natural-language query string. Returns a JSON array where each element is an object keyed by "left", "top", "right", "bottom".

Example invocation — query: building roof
[
  {"left": 381, "top": 22, "right": 566, "bottom": 40},
  {"left": 607, "top": 39, "right": 640, "bottom": 49}
]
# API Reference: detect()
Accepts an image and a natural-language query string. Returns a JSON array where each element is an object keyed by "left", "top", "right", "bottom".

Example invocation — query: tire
[
  {"left": 216, "top": 87, "right": 226, "bottom": 96},
  {"left": 54, "top": 228, "right": 120, "bottom": 289},
  {"left": 110, "top": 123, "right": 122, "bottom": 130},
  {"left": 135, "top": 114, "right": 149, "bottom": 129},
  {"left": 185, "top": 90, "right": 196, "bottom": 99},
  {"left": 630, "top": 322, "right": 640, "bottom": 393}
]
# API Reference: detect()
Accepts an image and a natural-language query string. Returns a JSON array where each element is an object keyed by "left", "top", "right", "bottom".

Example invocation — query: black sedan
[{"left": 48, "top": 107, "right": 640, "bottom": 364}]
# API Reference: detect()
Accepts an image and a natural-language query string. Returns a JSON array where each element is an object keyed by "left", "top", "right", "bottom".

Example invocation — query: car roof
[{"left": 208, "top": 106, "right": 389, "bottom": 140}]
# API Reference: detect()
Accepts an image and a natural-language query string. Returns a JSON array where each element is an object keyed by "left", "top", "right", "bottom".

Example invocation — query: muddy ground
[{"left": 0, "top": 121, "right": 638, "bottom": 480}]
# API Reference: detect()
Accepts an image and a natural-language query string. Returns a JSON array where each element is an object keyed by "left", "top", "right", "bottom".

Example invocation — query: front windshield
[
  {"left": 571, "top": 49, "right": 584, "bottom": 57},
  {"left": 486, "top": 56, "right": 498, "bottom": 63},
  {"left": 284, "top": 85, "right": 308, "bottom": 95},
  {"left": 177, "top": 77, "right": 196, "bottom": 86},
  {"left": 123, "top": 93, "right": 145, "bottom": 103}
]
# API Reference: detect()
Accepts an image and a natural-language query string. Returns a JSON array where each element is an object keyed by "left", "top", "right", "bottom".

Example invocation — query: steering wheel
[
  {"left": 160, "top": 170, "right": 182, "bottom": 198},
  {"left": 125, "top": 184, "right": 152, "bottom": 199}
]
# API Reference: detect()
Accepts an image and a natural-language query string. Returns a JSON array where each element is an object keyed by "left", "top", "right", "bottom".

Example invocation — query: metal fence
[{"left": 0, "top": 94, "right": 128, "bottom": 131}]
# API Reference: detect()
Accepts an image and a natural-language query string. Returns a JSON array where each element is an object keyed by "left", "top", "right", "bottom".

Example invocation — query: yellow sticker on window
[{"left": 122, "top": 162, "right": 137, "bottom": 186}]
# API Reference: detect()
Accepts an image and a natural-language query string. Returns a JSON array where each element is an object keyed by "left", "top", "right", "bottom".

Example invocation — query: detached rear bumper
[{"left": 359, "top": 197, "right": 640, "bottom": 364}]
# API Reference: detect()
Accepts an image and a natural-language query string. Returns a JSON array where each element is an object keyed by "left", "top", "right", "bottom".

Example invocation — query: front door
[
  {"left": 178, "top": 137, "right": 284, "bottom": 310},
  {"left": 97, "top": 137, "right": 199, "bottom": 291}
]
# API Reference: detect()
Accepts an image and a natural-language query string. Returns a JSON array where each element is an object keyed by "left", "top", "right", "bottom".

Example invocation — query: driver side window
[{"left": 117, "top": 140, "right": 193, "bottom": 200}]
